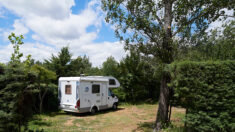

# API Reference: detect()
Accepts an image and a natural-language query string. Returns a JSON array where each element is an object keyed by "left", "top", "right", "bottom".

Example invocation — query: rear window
[
  {"left": 65, "top": 85, "right": 72, "bottom": 94},
  {"left": 92, "top": 84, "right": 100, "bottom": 94},
  {"left": 109, "top": 79, "right": 116, "bottom": 85}
]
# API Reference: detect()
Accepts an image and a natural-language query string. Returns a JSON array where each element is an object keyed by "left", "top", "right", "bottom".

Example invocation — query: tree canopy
[{"left": 44, "top": 47, "right": 92, "bottom": 78}]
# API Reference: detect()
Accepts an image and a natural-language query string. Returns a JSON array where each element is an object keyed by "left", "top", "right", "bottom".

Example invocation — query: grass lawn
[{"left": 28, "top": 104, "right": 185, "bottom": 132}]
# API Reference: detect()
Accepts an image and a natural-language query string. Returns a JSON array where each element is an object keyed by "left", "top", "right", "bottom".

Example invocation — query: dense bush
[
  {"left": 0, "top": 63, "right": 37, "bottom": 131},
  {"left": 168, "top": 61, "right": 235, "bottom": 131},
  {"left": 114, "top": 49, "right": 160, "bottom": 102}
]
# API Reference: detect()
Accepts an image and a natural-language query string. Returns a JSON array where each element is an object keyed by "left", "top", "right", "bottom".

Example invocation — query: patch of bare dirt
[
  {"left": 64, "top": 119, "right": 74, "bottom": 126},
  {"left": 172, "top": 107, "right": 186, "bottom": 113},
  {"left": 64, "top": 117, "right": 77, "bottom": 126}
]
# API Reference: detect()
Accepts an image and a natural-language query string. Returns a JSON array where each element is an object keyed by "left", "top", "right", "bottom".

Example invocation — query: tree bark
[
  {"left": 168, "top": 92, "right": 173, "bottom": 122},
  {"left": 39, "top": 91, "right": 42, "bottom": 113},
  {"left": 39, "top": 90, "right": 47, "bottom": 113},
  {"left": 155, "top": 74, "right": 171, "bottom": 130},
  {"left": 154, "top": 0, "right": 173, "bottom": 131},
  {"left": 39, "top": 100, "right": 43, "bottom": 114}
]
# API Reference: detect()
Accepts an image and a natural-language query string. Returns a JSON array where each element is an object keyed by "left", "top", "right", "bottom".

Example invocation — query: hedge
[{"left": 168, "top": 61, "right": 235, "bottom": 132}]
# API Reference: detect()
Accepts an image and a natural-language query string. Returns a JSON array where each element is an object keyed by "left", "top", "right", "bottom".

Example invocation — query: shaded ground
[{"left": 28, "top": 104, "right": 185, "bottom": 132}]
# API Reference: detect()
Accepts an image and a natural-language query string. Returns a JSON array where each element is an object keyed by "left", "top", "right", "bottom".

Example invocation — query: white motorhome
[{"left": 58, "top": 76, "right": 120, "bottom": 114}]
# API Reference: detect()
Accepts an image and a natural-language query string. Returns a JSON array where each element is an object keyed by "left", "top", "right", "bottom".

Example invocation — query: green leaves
[
  {"left": 8, "top": 33, "right": 24, "bottom": 63},
  {"left": 116, "top": 47, "right": 160, "bottom": 102},
  {"left": 102, "top": 0, "right": 234, "bottom": 64},
  {"left": 169, "top": 61, "right": 235, "bottom": 131},
  {"left": 176, "top": 20, "right": 235, "bottom": 62},
  {"left": 0, "top": 63, "right": 37, "bottom": 131},
  {"left": 102, "top": 56, "right": 119, "bottom": 77},
  {"left": 44, "top": 47, "right": 92, "bottom": 78},
  {"left": 31, "top": 65, "right": 56, "bottom": 83}
]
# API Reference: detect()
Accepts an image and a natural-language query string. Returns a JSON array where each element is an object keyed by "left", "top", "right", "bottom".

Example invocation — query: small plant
[{"left": 8, "top": 33, "right": 24, "bottom": 63}]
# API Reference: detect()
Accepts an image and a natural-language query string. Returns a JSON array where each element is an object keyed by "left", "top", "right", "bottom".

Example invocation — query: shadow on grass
[
  {"left": 133, "top": 121, "right": 155, "bottom": 132},
  {"left": 133, "top": 121, "right": 185, "bottom": 132},
  {"left": 119, "top": 99, "right": 158, "bottom": 105},
  {"left": 72, "top": 107, "right": 125, "bottom": 117},
  {"left": 31, "top": 120, "right": 51, "bottom": 126},
  {"left": 43, "top": 111, "right": 68, "bottom": 117},
  {"left": 36, "top": 107, "right": 125, "bottom": 118},
  {"left": 29, "top": 118, "right": 52, "bottom": 127}
]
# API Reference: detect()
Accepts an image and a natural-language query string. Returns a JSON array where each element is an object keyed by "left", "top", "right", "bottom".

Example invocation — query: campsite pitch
[{"left": 28, "top": 104, "right": 185, "bottom": 132}]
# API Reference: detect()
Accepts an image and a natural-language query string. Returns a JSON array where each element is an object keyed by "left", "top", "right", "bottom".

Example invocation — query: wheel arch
[{"left": 90, "top": 104, "right": 99, "bottom": 112}]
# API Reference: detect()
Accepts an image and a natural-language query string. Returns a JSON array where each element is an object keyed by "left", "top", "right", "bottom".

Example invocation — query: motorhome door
[
  {"left": 61, "top": 81, "right": 76, "bottom": 107},
  {"left": 101, "top": 83, "right": 107, "bottom": 107},
  {"left": 91, "top": 82, "right": 102, "bottom": 107}
]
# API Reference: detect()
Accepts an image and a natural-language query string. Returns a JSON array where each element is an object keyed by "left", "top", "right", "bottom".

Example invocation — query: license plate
[{"left": 64, "top": 105, "right": 70, "bottom": 108}]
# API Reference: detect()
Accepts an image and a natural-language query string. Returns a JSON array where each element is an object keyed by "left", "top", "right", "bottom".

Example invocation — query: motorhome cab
[{"left": 58, "top": 76, "right": 120, "bottom": 114}]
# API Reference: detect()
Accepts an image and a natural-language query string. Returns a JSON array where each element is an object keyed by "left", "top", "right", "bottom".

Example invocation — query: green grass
[{"left": 28, "top": 104, "right": 185, "bottom": 132}]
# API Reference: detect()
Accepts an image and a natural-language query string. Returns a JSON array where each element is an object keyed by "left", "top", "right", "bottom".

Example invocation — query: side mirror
[{"left": 111, "top": 93, "right": 115, "bottom": 98}]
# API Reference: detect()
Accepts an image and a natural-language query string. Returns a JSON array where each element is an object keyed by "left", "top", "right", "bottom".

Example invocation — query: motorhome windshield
[{"left": 108, "top": 88, "right": 114, "bottom": 96}]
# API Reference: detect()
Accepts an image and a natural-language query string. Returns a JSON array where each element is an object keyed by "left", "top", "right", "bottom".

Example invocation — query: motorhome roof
[
  {"left": 59, "top": 77, "right": 81, "bottom": 81},
  {"left": 81, "top": 77, "right": 108, "bottom": 82},
  {"left": 59, "top": 76, "right": 109, "bottom": 82}
]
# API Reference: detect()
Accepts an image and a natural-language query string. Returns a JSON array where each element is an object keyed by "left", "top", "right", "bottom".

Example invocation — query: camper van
[{"left": 58, "top": 76, "right": 120, "bottom": 114}]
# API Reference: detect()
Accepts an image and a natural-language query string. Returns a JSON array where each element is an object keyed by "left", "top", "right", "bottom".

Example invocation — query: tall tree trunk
[
  {"left": 155, "top": 74, "right": 171, "bottom": 130},
  {"left": 154, "top": 0, "right": 173, "bottom": 131}
]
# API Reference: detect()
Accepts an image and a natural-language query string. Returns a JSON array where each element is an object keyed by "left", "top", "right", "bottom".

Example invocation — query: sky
[
  {"left": 0, "top": 0, "right": 125, "bottom": 67},
  {"left": 0, "top": 0, "right": 233, "bottom": 66}
]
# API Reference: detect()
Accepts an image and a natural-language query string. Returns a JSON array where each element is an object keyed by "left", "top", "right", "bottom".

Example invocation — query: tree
[
  {"left": 119, "top": 48, "right": 145, "bottom": 102},
  {"left": 118, "top": 47, "right": 160, "bottom": 102},
  {"left": 45, "top": 47, "right": 92, "bottom": 79},
  {"left": 184, "top": 21, "right": 235, "bottom": 61},
  {"left": 0, "top": 33, "right": 37, "bottom": 131},
  {"left": 102, "top": 0, "right": 234, "bottom": 130},
  {"left": 174, "top": 20, "right": 235, "bottom": 61},
  {"left": 30, "top": 65, "right": 57, "bottom": 113},
  {"left": 0, "top": 63, "right": 36, "bottom": 132},
  {"left": 70, "top": 56, "right": 92, "bottom": 76},
  {"left": 102, "top": 56, "right": 119, "bottom": 77},
  {"left": 44, "top": 47, "right": 72, "bottom": 78},
  {"left": 84, "top": 67, "right": 103, "bottom": 76},
  {"left": 23, "top": 55, "right": 36, "bottom": 67},
  {"left": 0, "top": 63, "right": 4, "bottom": 76}
]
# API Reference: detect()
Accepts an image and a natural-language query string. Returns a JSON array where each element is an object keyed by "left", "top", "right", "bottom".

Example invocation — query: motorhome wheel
[
  {"left": 91, "top": 107, "right": 97, "bottom": 114},
  {"left": 113, "top": 103, "right": 118, "bottom": 110}
]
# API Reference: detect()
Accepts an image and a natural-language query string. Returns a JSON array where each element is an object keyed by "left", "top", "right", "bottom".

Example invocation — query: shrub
[
  {"left": 168, "top": 61, "right": 235, "bottom": 132},
  {"left": 0, "top": 63, "right": 37, "bottom": 131}
]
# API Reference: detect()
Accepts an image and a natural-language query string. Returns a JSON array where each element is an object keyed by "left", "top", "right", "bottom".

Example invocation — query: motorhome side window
[
  {"left": 92, "top": 84, "right": 100, "bottom": 94},
  {"left": 109, "top": 79, "right": 116, "bottom": 85},
  {"left": 65, "top": 85, "right": 72, "bottom": 94}
]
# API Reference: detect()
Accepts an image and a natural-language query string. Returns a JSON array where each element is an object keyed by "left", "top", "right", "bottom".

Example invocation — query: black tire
[
  {"left": 91, "top": 107, "right": 97, "bottom": 115},
  {"left": 113, "top": 103, "right": 118, "bottom": 110}
]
